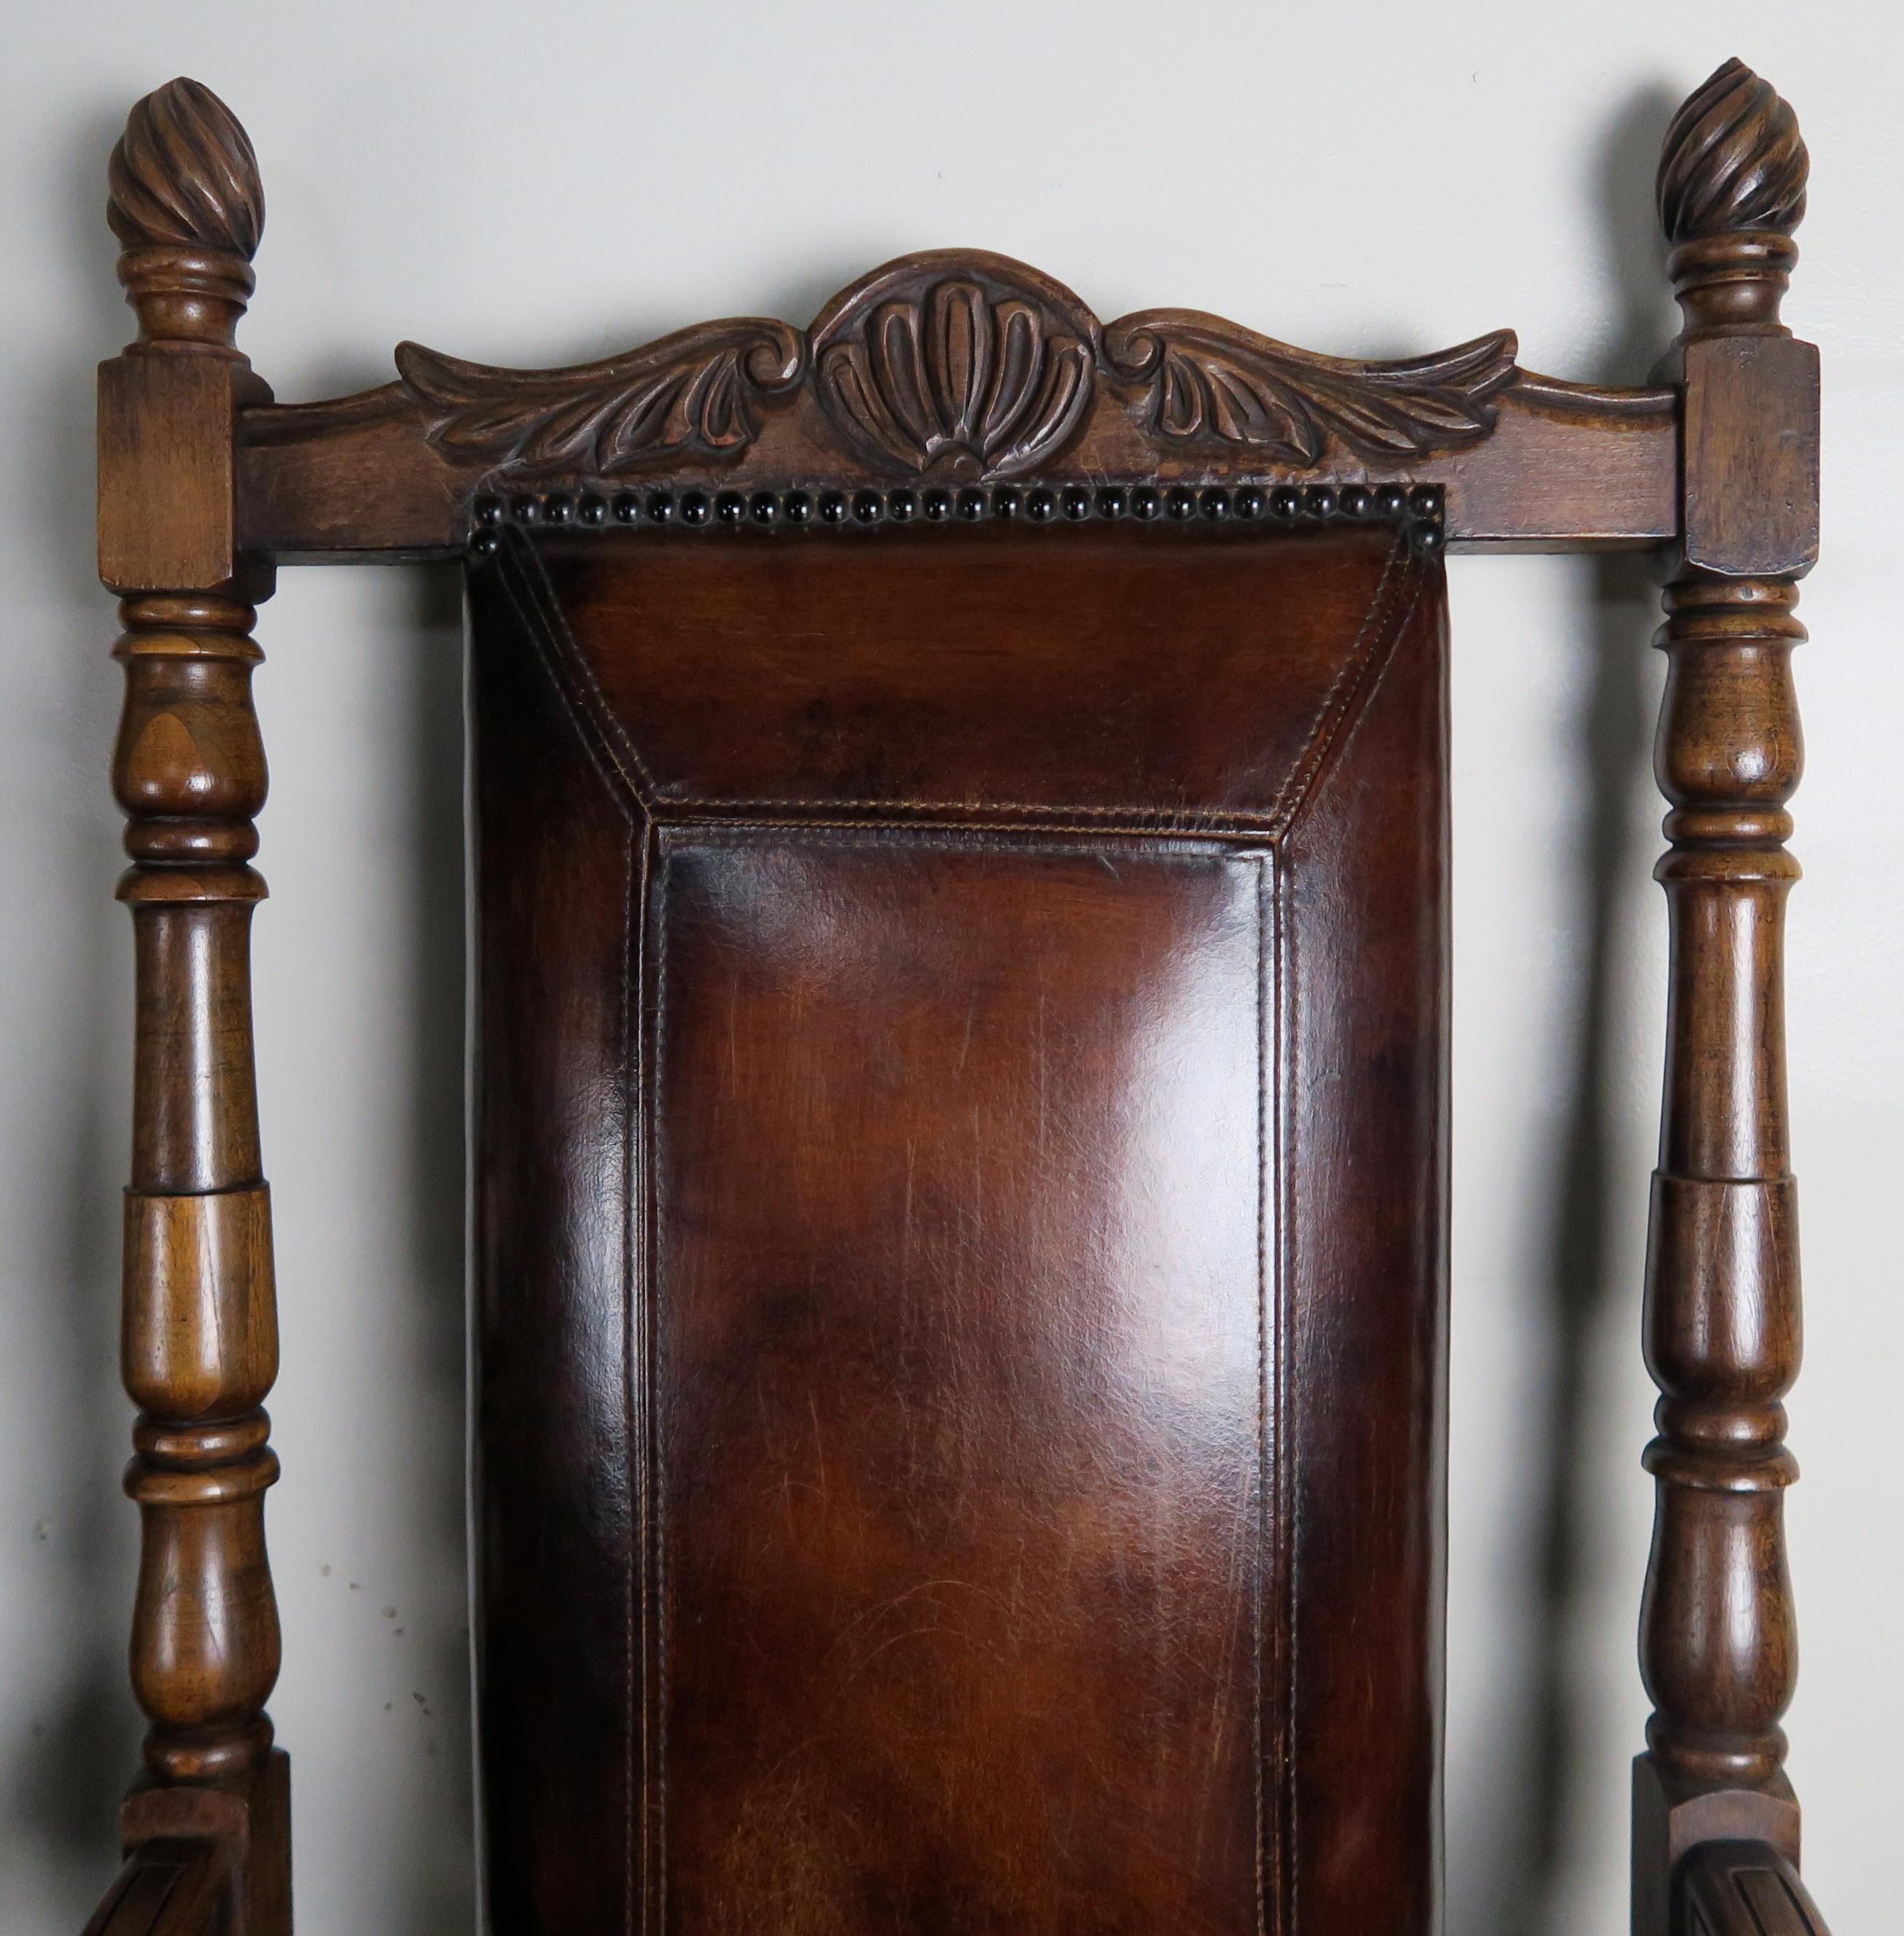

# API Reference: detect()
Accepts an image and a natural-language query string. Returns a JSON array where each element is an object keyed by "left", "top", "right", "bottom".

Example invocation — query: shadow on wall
[
  {"left": 4, "top": 97, "right": 157, "bottom": 1921},
  {"left": 1444, "top": 81, "right": 1682, "bottom": 1936},
  {"left": 390, "top": 563, "right": 478, "bottom": 1936}
]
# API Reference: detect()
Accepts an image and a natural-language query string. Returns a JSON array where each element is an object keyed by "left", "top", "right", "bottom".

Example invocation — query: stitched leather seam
[
  {"left": 1268, "top": 531, "right": 1418, "bottom": 837},
  {"left": 1265, "top": 557, "right": 1434, "bottom": 1935},
  {"left": 655, "top": 797, "right": 1316, "bottom": 825},
  {"left": 512, "top": 529, "right": 666, "bottom": 800},
  {"left": 666, "top": 826, "right": 1265, "bottom": 858},
  {"left": 491, "top": 541, "right": 646, "bottom": 829},
  {"left": 1290, "top": 574, "right": 1427, "bottom": 842},
  {"left": 620, "top": 827, "right": 638, "bottom": 1936},
  {"left": 515, "top": 528, "right": 1420, "bottom": 834},
  {"left": 490, "top": 528, "right": 660, "bottom": 813},
  {"left": 1295, "top": 577, "right": 1430, "bottom": 846},
  {"left": 658, "top": 811, "right": 1285, "bottom": 843},
  {"left": 1278, "top": 854, "right": 1300, "bottom": 1936},
  {"left": 652, "top": 846, "right": 672, "bottom": 1936},
  {"left": 1254, "top": 855, "right": 1268, "bottom": 1936}
]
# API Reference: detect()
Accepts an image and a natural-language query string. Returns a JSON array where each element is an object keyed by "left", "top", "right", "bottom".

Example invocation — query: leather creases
[{"left": 468, "top": 519, "right": 1448, "bottom": 1936}]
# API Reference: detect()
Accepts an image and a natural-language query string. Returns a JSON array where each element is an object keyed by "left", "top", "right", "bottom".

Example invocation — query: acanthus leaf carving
[
  {"left": 1104, "top": 313, "right": 1519, "bottom": 465},
  {"left": 808, "top": 254, "right": 1101, "bottom": 480},
  {"left": 386, "top": 253, "right": 1523, "bottom": 485},
  {"left": 394, "top": 319, "right": 806, "bottom": 475}
]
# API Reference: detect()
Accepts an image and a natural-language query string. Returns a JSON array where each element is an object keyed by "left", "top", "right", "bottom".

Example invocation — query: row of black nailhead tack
[{"left": 470, "top": 480, "right": 1445, "bottom": 556}]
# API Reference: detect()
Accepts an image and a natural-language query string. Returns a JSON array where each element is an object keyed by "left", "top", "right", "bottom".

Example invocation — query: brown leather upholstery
[{"left": 468, "top": 519, "right": 1448, "bottom": 1936}]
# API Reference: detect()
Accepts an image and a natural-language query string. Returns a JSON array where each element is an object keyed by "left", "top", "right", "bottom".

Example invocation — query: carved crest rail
[{"left": 235, "top": 247, "right": 1674, "bottom": 562}]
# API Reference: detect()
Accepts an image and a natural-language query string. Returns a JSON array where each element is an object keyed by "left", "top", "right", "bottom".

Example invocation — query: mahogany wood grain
[
  {"left": 95, "top": 77, "right": 289, "bottom": 1936},
  {"left": 1633, "top": 59, "right": 1822, "bottom": 1936},
  {"left": 225, "top": 187, "right": 1680, "bottom": 564},
  {"left": 1676, "top": 1839, "right": 1833, "bottom": 1936},
  {"left": 81, "top": 1840, "right": 234, "bottom": 1936},
  {"left": 235, "top": 367, "right": 1676, "bottom": 563}
]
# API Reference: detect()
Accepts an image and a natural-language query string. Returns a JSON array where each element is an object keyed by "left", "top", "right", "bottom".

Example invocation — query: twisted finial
[
  {"left": 1659, "top": 58, "right": 1807, "bottom": 246},
  {"left": 108, "top": 79, "right": 263, "bottom": 350},
  {"left": 109, "top": 78, "right": 262, "bottom": 259},
  {"left": 1658, "top": 60, "right": 1808, "bottom": 336}
]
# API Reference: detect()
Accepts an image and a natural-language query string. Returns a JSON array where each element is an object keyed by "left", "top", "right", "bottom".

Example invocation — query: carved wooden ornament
[{"left": 392, "top": 247, "right": 1521, "bottom": 485}]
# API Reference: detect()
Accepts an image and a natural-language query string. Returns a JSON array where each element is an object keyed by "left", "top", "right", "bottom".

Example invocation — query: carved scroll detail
[
  {"left": 396, "top": 321, "right": 807, "bottom": 475},
  {"left": 389, "top": 251, "right": 1522, "bottom": 485},
  {"left": 1105, "top": 313, "right": 1518, "bottom": 464},
  {"left": 808, "top": 255, "right": 1101, "bottom": 479},
  {"left": 1658, "top": 57, "right": 1809, "bottom": 246}
]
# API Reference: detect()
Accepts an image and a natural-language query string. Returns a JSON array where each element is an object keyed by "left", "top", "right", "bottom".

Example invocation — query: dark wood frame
[{"left": 86, "top": 58, "right": 1824, "bottom": 1936}]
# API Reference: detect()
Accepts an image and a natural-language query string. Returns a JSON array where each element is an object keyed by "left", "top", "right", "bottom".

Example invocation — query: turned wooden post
[
  {"left": 95, "top": 79, "right": 290, "bottom": 1936},
  {"left": 1633, "top": 59, "right": 1821, "bottom": 1936}
]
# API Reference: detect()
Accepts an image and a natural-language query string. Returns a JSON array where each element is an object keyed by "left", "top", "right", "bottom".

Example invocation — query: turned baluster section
[
  {"left": 1633, "top": 59, "right": 1821, "bottom": 1936},
  {"left": 95, "top": 78, "right": 291, "bottom": 1936},
  {"left": 117, "top": 590, "right": 280, "bottom": 1784},
  {"left": 1640, "top": 574, "right": 1804, "bottom": 1778}
]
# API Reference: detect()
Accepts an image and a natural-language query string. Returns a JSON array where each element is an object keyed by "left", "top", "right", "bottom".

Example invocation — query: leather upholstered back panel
[{"left": 467, "top": 520, "right": 1448, "bottom": 1936}]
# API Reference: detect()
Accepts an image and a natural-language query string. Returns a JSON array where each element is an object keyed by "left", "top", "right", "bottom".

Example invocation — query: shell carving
[
  {"left": 811, "top": 265, "right": 1099, "bottom": 479},
  {"left": 1658, "top": 57, "right": 1808, "bottom": 245},
  {"left": 396, "top": 321, "right": 806, "bottom": 475},
  {"left": 1106, "top": 316, "right": 1518, "bottom": 465},
  {"left": 108, "top": 77, "right": 263, "bottom": 259}
]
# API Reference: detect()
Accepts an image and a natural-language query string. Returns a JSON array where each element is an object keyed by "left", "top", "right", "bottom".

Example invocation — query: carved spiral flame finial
[
  {"left": 108, "top": 78, "right": 263, "bottom": 349},
  {"left": 1658, "top": 58, "right": 1807, "bottom": 246},
  {"left": 109, "top": 78, "right": 262, "bottom": 259},
  {"left": 1658, "top": 59, "right": 1807, "bottom": 335}
]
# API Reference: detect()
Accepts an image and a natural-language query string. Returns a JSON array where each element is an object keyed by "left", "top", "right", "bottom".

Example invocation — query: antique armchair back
[{"left": 87, "top": 60, "right": 1827, "bottom": 1936}]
